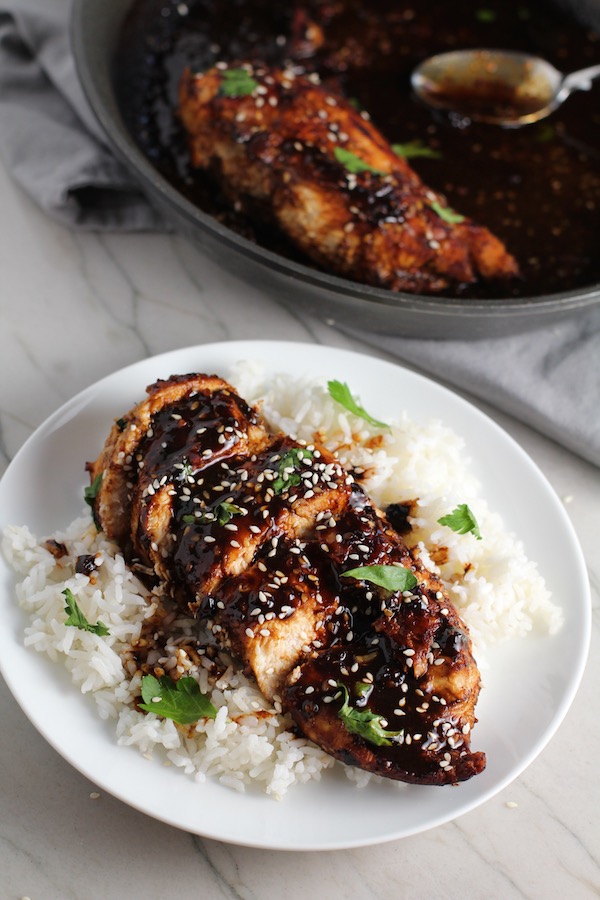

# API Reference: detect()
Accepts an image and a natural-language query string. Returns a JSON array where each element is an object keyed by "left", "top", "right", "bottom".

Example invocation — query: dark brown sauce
[
  {"left": 420, "top": 78, "right": 547, "bottom": 121},
  {"left": 116, "top": 0, "right": 600, "bottom": 299}
]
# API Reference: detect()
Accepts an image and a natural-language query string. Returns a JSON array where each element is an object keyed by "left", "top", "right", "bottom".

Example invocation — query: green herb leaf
[
  {"left": 342, "top": 564, "right": 418, "bottom": 592},
  {"left": 392, "top": 140, "right": 442, "bottom": 160},
  {"left": 334, "top": 147, "right": 384, "bottom": 176},
  {"left": 327, "top": 380, "right": 389, "bottom": 429},
  {"left": 63, "top": 588, "right": 110, "bottom": 636},
  {"left": 337, "top": 684, "right": 402, "bottom": 747},
  {"left": 476, "top": 8, "right": 497, "bottom": 22},
  {"left": 84, "top": 473, "right": 102, "bottom": 508},
  {"left": 215, "top": 501, "right": 244, "bottom": 526},
  {"left": 429, "top": 200, "right": 465, "bottom": 224},
  {"left": 139, "top": 674, "right": 217, "bottom": 725},
  {"left": 115, "top": 417, "right": 127, "bottom": 432},
  {"left": 183, "top": 501, "right": 244, "bottom": 527},
  {"left": 272, "top": 447, "right": 314, "bottom": 495},
  {"left": 177, "top": 459, "right": 194, "bottom": 482},
  {"left": 219, "top": 68, "right": 259, "bottom": 98},
  {"left": 437, "top": 503, "right": 482, "bottom": 540},
  {"left": 534, "top": 123, "right": 555, "bottom": 143}
]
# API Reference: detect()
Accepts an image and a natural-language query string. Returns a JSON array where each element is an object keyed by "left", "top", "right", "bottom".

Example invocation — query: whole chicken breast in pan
[{"left": 179, "top": 63, "right": 519, "bottom": 294}]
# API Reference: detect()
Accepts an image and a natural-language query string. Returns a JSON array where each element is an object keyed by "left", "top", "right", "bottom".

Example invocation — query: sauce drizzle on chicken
[{"left": 88, "top": 373, "right": 485, "bottom": 785}]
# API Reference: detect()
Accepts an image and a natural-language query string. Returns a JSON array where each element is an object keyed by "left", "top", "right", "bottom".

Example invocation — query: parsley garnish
[
  {"left": 115, "top": 418, "right": 127, "bottom": 432},
  {"left": 219, "top": 68, "right": 259, "bottom": 98},
  {"left": 84, "top": 473, "right": 102, "bottom": 508},
  {"left": 215, "top": 501, "right": 244, "bottom": 525},
  {"left": 63, "top": 588, "right": 110, "bottom": 636},
  {"left": 337, "top": 684, "right": 402, "bottom": 747},
  {"left": 139, "top": 674, "right": 217, "bottom": 725},
  {"left": 392, "top": 140, "right": 442, "bottom": 160},
  {"left": 182, "top": 501, "right": 244, "bottom": 527},
  {"left": 535, "top": 123, "right": 555, "bottom": 143},
  {"left": 327, "top": 380, "right": 389, "bottom": 429},
  {"left": 342, "top": 564, "right": 418, "bottom": 592},
  {"left": 334, "top": 147, "right": 384, "bottom": 176},
  {"left": 437, "top": 503, "right": 482, "bottom": 540},
  {"left": 272, "top": 447, "right": 314, "bottom": 495},
  {"left": 475, "top": 8, "right": 496, "bottom": 22},
  {"left": 429, "top": 200, "right": 465, "bottom": 224}
]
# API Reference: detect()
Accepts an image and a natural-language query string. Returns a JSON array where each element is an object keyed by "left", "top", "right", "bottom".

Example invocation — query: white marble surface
[{"left": 0, "top": 157, "right": 599, "bottom": 900}]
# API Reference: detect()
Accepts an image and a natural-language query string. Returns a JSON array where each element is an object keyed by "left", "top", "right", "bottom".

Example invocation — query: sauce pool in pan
[{"left": 116, "top": 0, "right": 600, "bottom": 299}]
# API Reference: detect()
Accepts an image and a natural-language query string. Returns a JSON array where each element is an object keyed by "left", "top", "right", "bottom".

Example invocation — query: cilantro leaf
[
  {"left": 219, "top": 68, "right": 258, "bottom": 98},
  {"left": 139, "top": 674, "right": 217, "bottom": 725},
  {"left": 337, "top": 684, "right": 402, "bottom": 747},
  {"left": 182, "top": 501, "right": 244, "bottom": 528},
  {"left": 215, "top": 501, "right": 244, "bottom": 526},
  {"left": 437, "top": 504, "right": 482, "bottom": 540},
  {"left": 327, "top": 380, "right": 389, "bottom": 429},
  {"left": 535, "top": 123, "right": 555, "bottom": 143},
  {"left": 272, "top": 447, "right": 314, "bottom": 495},
  {"left": 476, "top": 8, "right": 497, "bottom": 22},
  {"left": 84, "top": 473, "right": 102, "bottom": 508},
  {"left": 334, "top": 147, "right": 384, "bottom": 176},
  {"left": 392, "top": 140, "right": 442, "bottom": 160},
  {"left": 429, "top": 200, "right": 465, "bottom": 224},
  {"left": 342, "top": 564, "right": 418, "bottom": 592},
  {"left": 63, "top": 588, "right": 110, "bottom": 636}
]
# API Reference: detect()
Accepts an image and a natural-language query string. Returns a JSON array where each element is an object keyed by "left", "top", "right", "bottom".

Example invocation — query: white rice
[{"left": 2, "top": 365, "right": 562, "bottom": 798}]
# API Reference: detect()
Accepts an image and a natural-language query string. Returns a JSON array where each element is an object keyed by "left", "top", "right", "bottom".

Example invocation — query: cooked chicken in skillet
[
  {"left": 88, "top": 373, "right": 486, "bottom": 785},
  {"left": 178, "top": 64, "right": 518, "bottom": 294}
]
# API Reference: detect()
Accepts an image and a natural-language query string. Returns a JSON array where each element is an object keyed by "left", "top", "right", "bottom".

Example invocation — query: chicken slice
[
  {"left": 87, "top": 374, "right": 253, "bottom": 545},
  {"left": 178, "top": 64, "right": 519, "bottom": 293},
  {"left": 210, "top": 541, "right": 340, "bottom": 699},
  {"left": 283, "top": 484, "right": 484, "bottom": 784}
]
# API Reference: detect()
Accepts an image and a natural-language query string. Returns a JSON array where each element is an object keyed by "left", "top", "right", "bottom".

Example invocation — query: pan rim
[{"left": 70, "top": 0, "right": 600, "bottom": 321}]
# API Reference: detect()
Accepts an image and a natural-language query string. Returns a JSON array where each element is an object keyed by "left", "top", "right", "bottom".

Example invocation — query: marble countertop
[{"left": 1, "top": 158, "right": 598, "bottom": 900}]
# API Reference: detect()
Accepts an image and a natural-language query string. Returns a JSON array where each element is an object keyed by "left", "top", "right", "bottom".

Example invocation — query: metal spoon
[{"left": 411, "top": 48, "right": 600, "bottom": 127}]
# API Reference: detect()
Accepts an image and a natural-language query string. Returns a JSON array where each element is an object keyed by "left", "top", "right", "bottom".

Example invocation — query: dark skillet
[{"left": 71, "top": 0, "right": 600, "bottom": 338}]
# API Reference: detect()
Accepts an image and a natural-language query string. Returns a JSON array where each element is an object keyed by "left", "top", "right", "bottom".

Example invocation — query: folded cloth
[
  {"left": 0, "top": 0, "right": 599, "bottom": 466},
  {"left": 0, "top": 0, "right": 165, "bottom": 229},
  {"left": 343, "top": 313, "right": 600, "bottom": 468}
]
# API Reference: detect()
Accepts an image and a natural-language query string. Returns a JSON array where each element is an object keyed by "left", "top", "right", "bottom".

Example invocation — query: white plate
[{"left": 0, "top": 341, "right": 590, "bottom": 850}]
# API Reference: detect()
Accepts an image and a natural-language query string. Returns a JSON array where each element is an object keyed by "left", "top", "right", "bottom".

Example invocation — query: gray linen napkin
[
  {"left": 0, "top": 0, "right": 165, "bottom": 229},
  {"left": 1, "top": 1, "right": 599, "bottom": 466},
  {"left": 345, "top": 317, "right": 600, "bottom": 467}
]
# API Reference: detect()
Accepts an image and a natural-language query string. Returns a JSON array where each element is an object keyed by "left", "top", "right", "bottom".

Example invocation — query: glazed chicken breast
[
  {"left": 178, "top": 63, "right": 518, "bottom": 294},
  {"left": 88, "top": 373, "right": 485, "bottom": 785}
]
